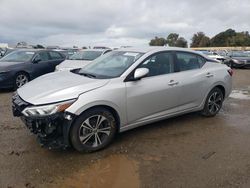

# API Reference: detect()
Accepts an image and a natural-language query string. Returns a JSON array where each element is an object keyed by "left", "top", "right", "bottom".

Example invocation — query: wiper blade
[{"left": 79, "top": 72, "right": 96, "bottom": 78}]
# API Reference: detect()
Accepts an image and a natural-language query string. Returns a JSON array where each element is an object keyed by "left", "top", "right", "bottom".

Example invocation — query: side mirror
[{"left": 134, "top": 68, "right": 149, "bottom": 80}]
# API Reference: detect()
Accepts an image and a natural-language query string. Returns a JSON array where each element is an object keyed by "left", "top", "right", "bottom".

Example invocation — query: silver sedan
[{"left": 13, "top": 47, "right": 233, "bottom": 152}]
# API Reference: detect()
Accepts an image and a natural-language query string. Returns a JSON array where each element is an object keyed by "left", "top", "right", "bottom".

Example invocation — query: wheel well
[
  {"left": 215, "top": 85, "right": 225, "bottom": 98},
  {"left": 16, "top": 71, "right": 30, "bottom": 80},
  {"left": 66, "top": 105, "right": 121, "bottom": 147},
  {"left": 78, "top": 105, "right": 121, "bottom": 130}
]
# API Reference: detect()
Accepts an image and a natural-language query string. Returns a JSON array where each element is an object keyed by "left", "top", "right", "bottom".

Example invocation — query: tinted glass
[
  {"left": 37, "top": 52, "right": 50, "bottom": 61},
  {"left": 49, "top": 51, "right": 63, "bottom": 60},
  {"left": 0, "top": 50, "right": 35, "bottom": 62},
  {"left": 230, "top": 51, "right": 249, "bottom": 57},
  {"left": 176, "top": 52, "right": 201, "bottom": 71},
  {"left": 138, "top": 52, "right": 175, "bottom": 77}
]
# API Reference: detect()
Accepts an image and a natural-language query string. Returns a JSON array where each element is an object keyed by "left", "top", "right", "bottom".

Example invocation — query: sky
[{"left": 0, "top": 0, "right": 250, "bottom": 48}]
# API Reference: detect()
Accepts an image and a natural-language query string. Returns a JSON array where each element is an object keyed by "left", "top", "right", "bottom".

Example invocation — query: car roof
[
  {"left": 13, "top": 49, "right": 62, "bottom": 53},
  {"left": 81, "top": 49, "right": 111, "bottom": 52},
  {"left": 117, "top": 46, "right": 200, "bottom": 54}
]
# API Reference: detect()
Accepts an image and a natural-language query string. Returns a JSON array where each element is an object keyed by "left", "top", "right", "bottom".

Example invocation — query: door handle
[
  {"left": 168, "top": 80, "right": 179, "bottom": 86},
  {"left": 206, "top": 73, "right": 214, "bottom": 78}
]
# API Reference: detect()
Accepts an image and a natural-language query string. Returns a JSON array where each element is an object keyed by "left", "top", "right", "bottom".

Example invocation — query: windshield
[
  {"left": 230, "top": 51, "right": 249, "bottom": 57},
  {"left": 69, "top": 51, "right": 103, "bottom": 61},
  {"left": 77, "top": 51, "right": 144, "bottom": 79},
  {"left": 0, "top": 50, "right": 35, "bottom": 62}
]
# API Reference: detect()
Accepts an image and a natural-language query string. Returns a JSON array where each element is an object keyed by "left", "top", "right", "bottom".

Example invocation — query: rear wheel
[
  {"left": 14, "top": 72, "right": 29, "bottom": 89},
  {"left": 70, "top": 107, "right": 117, "bottom": 152},
  {"left": 201, "top": 87, "right": 224, "bottom": 117}
]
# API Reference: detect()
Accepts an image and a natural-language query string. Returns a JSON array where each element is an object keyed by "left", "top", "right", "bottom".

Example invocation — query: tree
[
  {"left": 209, "top": 29, "right": 250, "bottom": 47},
  {"left": 166, "top": 33, "right": 179, "bottom": 47},
  {"left": 210, "top": 29, "right": 236, "bottom": 47},
  {"left": 175, "top": 37, "right": 188, "bottom": 48},
  {"left": 149, "top": 37, "right": 167, "bottom": 46},
  {"left": 165, "top": 33, "right": 188, "bottom": 48},
  {"left": 190, "top": 32, "right": 210, "bottom": 47}
]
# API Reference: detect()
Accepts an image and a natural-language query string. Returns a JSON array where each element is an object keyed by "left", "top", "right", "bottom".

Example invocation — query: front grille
[{"left": 12, "top": 92, "right": 30, "bottom": 116}]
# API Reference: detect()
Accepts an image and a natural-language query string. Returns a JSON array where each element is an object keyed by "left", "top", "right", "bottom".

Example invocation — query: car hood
[
  {"left": 17, "top": 71, "right": 110, "bottom": 105},
  {"left": 56, "top": 60, "right": 92, "bottom": 70}
]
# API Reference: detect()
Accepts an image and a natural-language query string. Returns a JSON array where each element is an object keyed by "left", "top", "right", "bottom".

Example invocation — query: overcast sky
[{"left": 0, "top": 0, "right": 250, "bottom": 47}]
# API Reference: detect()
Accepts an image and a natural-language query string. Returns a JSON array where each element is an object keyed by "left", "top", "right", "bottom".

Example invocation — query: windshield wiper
[{"left": 79, "top": 72, "right": 96, "bottom": 78}]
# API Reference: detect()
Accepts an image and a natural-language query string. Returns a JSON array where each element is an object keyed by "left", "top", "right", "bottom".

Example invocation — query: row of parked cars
[
  {"left": 0, "top": 48, "right": 111, "bottom": 89},
  {"left": 197, "top": 50, "right": 250, "bottom": 68}
]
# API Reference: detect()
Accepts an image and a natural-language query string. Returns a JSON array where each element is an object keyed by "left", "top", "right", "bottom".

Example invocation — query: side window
[
  {"left": 176, "top": 52, "right": 201, "bottom": 71},
  {"left": 49, "top": 51, "right": 63, "bottom": 60},
  {"left": 138, "top": 52, "right": 175, "bottom": 77},
  {"left": 34, "top": 52, "right": 50, "bottom": 61}
]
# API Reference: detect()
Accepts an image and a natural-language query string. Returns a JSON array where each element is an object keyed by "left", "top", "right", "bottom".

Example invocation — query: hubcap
[
  {"left": 208, "top": 92, "right": 223, "bottom": 114},
  {"left": 16, "top": 74, "right": 28, "bottom": 88},
  {"left": 79, "top": 115, "right": 111, "bottom": 147}
]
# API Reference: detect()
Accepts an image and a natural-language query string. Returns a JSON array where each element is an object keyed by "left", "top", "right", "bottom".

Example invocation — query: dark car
[
  {"left": 0, "top": 49, "right": 65, "bottom": 89},
  {"left": 224, "top": 51, "right": 250, "bottom": 68}
]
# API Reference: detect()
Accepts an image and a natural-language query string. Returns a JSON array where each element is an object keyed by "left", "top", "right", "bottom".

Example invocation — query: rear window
[{"left": 176, "top": 52, "right": 205, "bottom": 71}]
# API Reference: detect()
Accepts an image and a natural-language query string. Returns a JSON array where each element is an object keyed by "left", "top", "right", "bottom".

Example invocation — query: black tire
[
  {"left": 70, "top": 107, "right": 117, "bottom": 152},
  {"left": 201, "top": 87, "right": 224, "bottom": 117},
  {"left": 14, "top": 72, "right": 29, "bottom": 90}
]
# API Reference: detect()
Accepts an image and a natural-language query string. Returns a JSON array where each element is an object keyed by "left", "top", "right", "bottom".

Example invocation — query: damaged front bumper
[{"left": 12, "top": 93, "right": 75, "bottom": 149}]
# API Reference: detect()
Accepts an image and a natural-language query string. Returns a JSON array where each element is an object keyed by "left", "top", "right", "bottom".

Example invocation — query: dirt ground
[{"left": 0, "top": 69, "right": 250, "bottom": 188}]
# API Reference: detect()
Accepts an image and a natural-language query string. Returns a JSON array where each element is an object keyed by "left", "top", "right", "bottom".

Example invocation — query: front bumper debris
[{"left": 12, "top": 93, "right": 75, "bottom": 149}]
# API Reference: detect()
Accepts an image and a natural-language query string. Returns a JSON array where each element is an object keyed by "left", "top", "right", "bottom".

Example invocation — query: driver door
[
  {"left": 125, "top": 51, "right": 181, "bottom": 124},
  {"left": 32, "top": 51, "right": 51, "bottom": 78}
]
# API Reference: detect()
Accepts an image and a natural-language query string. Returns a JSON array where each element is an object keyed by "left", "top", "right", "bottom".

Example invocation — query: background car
[
  {"left": 0, "top": 48, "right": 6, "bottom": 58},
  {"left": 198, "top": 51, "right": 226, "bottom": 62},
  {"left": 13, "top": 47, "right": 232, "bottom": 152},
  {"left": 53, "top": 49, "right": 78, "bottom": 59},
  {"left": 224, "top": 51, "right": 250, "bottom": 68},
  {"left": 0, "top": 49, "right": 65, "bottom": 89},
  {"left": 55, "top": 49, "right": 112, "bottom": 71}
]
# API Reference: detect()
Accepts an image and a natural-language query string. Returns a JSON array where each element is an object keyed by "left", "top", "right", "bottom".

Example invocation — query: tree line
[{"left": 149, "top": 29, "right": 250, "bottom": 48}]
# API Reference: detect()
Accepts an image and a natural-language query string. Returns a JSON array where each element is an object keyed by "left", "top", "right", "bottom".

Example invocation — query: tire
[
  {"left": 70, "top": 107, "right": 118, "bottom": 152},
  {"left": 14, "top": 72, "right": 29, "bottom": 90},
  {"left": 201, "top": 87, "right": 224, "bottom": 117}
]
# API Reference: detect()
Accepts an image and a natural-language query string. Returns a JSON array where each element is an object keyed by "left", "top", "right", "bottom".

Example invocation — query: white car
[
  {"left": 13, "top": 47, "right": 232, "bottom": 152},
  {"left": 198, "top": 51, "right": 226, "bottom": 62},
  {"left": 55, "top": 49, "right": 111, "bottom": 71}
]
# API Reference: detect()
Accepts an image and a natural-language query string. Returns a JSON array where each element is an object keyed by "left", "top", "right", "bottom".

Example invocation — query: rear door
[
  {"left": 48, "top": 51, "right": 65, "bottom": 71},
  {"left": 125, "top": 51, "right": 182, "bottom": 124},
  {"left": 173, "top": 51, "right": 213, "bottom": 109}
]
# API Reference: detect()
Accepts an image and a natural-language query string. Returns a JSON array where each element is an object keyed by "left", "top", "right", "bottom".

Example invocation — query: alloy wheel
[
  {"left": 78, "top": 115, "right": 112, "bottom": 148},
  {"left": 208, "top": 91, "right": 223, "bottom": 114},
  {"left": 16, "top": 74, "right": 29, "bottom": 88}
]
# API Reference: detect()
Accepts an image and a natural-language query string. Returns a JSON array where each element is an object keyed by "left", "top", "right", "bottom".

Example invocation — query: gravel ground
[{"left": 0, "top": 69, "right": 250, "bottom": 188}]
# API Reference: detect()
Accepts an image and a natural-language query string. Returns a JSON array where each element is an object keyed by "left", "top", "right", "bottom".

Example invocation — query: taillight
[{"left": 227, "top": 69, "right": 233, "bottom": 76}]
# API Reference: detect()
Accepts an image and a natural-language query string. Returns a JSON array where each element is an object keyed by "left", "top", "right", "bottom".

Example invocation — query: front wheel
[
  {"left": 201, "top": 87, "right": 224, "bottom": 117},
  {"left": 70, "top": 107, "right": 118, "bottom": 152},
  {"left": 14, "top": 72, "right": 29, "bottom": 89}
]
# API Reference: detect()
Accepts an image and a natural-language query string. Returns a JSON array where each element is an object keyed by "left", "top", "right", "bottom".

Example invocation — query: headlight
[{"left": 22, "top": 99, "right": 76, "bottom": 117}]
